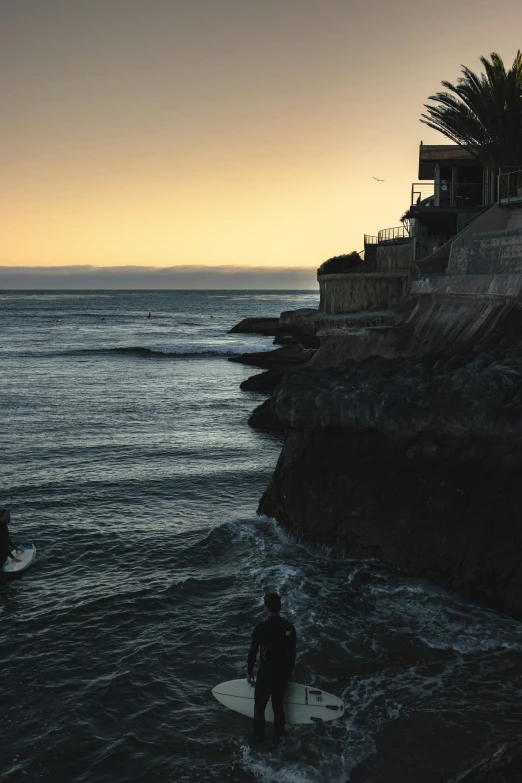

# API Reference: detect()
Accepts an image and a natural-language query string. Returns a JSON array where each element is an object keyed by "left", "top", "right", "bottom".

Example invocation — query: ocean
[{"left": 1, "top": 289, "right": 522, "bottom": 783}]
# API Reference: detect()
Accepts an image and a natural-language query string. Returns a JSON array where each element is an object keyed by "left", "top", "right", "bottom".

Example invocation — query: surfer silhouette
[
  {"left": 147, "top": 312, "right": 152, "bottom": 318},
  {"left": 247, "top": 592, "right": 296, "bottom": 741},
  {"left": 0, "top": 509, "right": 22, "bottom": 565}
]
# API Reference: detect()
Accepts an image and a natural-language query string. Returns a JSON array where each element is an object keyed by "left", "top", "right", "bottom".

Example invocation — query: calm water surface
[{"left": 1, "top": 290, "right": 522, "bottom": 783}]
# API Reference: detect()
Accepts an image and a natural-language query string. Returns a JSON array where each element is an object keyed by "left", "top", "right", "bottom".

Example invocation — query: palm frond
[{"left": 420, "top": 51, "right": 522, "bottom": 172}]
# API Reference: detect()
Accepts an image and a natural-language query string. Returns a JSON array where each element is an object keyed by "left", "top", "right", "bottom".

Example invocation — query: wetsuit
[
  {"left": 247, "top": 615, "right": 296, "bottom": 740},
  {"left": 0, "top": 526, "right": 16, "bottom": 566}
]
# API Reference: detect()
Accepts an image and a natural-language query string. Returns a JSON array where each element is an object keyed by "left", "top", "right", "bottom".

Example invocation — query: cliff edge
[{"left": 259, "top": 326, "right": 522, "bottom": 618}]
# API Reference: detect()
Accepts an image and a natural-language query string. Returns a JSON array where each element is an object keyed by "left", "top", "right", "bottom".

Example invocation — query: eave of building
[{"left": 419, "top": 144, "right": 480, "bottom": 180}]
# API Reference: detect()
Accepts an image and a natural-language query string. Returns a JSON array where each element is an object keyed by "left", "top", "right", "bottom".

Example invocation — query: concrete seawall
[
  {"left": 310, "top": 273, "right": 522, "bottom": 368},
  {"left": 318, "top": 272, "right": 406, "bottom": 314}
]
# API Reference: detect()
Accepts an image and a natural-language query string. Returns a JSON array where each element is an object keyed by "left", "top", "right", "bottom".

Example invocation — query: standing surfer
[
  {"left": 0, "top": 509, "right": 22, "bottom": 565},
  {"left": 247, "top": 592, "right": 296, "bottom": 741}
]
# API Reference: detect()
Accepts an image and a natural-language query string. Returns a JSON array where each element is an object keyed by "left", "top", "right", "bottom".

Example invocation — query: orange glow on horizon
[{"left": 1, "top": 0, "right": 520, "bottom": 270}]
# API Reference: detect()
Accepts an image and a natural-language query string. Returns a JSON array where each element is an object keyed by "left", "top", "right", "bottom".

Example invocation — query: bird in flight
[{"left": 373, "top": 177, "right": 385, "bottom": 181}]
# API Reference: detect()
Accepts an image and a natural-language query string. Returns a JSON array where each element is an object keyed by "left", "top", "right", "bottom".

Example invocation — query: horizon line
[
  {"left": 0, "top": 263, "right": 318, "bottom": 271},
  {"left": 0, "top": 263, "right": 320, "bottom": 291}
]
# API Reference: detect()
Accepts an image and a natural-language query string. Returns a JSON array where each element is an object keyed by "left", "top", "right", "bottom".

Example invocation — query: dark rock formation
[
  {"left": 259, "top": 327, "right": 522, "bottom": 618},
  {"left": 230, "top": 311, "right": 320, "bottom": 349},
  {"left": 279, "top": 307, "right": 318, "bottom": 330},
  {"left": 240, "top": 370, "right": 283, "bottom": 394},
  {"left": 229, "top": 345, "right": 314, "bottom": 370},
  {"left": 231, "top": 311, "right": 319, "bottom": 430},
  {"left": 229, "top": 317, "right": 283, "bottom": 335},
  {"left": 442, "top": 736, "right": 522, "bottom": 782},
  {"left": 248, "top": 398, "right": 284, "bottom": 432}
]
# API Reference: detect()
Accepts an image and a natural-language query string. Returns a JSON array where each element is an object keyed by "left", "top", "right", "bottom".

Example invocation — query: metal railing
[
  {"left": 498, "top": 169, "right": 522, "bottom": 205},
  {"left": 363, "top": 234, "right": 378, "bottom": 246},
  {"left": 411, "top": 182, "right": 486, "bottom": 208},
  {"left": 377, "top": 226, "right": 410, "bottom": 245},
  {"left": 411, "top": 183, "right": 435, "bottom": 205}
]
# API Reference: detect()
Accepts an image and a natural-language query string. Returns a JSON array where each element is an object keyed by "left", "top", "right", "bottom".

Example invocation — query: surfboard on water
[
  {"left": 211, "top": 679, "right": 344, "bottom": 725},
  {"left": 2, "top": 543, "right": 37, "bottom": 574}
]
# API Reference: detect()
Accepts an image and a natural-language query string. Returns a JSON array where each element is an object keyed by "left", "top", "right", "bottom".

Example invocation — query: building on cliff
[
  {"left": 318, "top": 144, "right": 522, "bottom": 319},
  {"left": 264, "top": 160, "right": 522, "bottom": 619},
  {"left": 408, "top": 143, "right": 496, "bottom": 262}
]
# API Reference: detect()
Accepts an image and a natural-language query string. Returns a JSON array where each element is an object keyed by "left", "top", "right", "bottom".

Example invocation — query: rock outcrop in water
[
  {"left": 230, "top": 310, "right": 319, "bottom": 349},
  {"left": 231, "top": 311, "right": 319, "bottom": 432},
  {"left": 247, "top": 398, "right": 285, "bottom": 432},
  {"left": 229, "top": 344, "right": 314, "bottom": 371},
  {"left": 259, "top": 326, "right": 522, "bottom": 618},
  {"left": 240, "top": 370, "right": 283, "bottom": 394}
]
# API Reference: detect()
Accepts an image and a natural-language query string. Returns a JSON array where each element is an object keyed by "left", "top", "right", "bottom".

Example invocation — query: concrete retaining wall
[
  {"left": 311, "top": 273, "right": 522, "bottom": 368},
  {"left": 375, "top": 241, "right": 413, "bottom": 272},
  {"left": 449, "top": 228, "right": 522, "bottom": 276},
  {"left": 318, "top": 272, "right": 406, "bottom": 314},
  {"left": 410, "top": 272, "right": 522, "bottom": 299}
]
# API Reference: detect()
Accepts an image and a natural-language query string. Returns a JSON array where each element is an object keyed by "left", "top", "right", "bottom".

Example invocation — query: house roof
[{"left": 419, "top": 144, "right": 479, "bottom": 179}]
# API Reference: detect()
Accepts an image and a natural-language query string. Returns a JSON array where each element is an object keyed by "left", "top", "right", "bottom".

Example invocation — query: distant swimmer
[
  {"left": 147, "top": 312, "right": 152, "bottom": 318},
  {"left": 51, "top": 319, "right": 62, "bottom": 323},
  {"left": 0, "top": 509, "right": 22, "bottom": 566},
  {"left": 247, "top": 592, "right": 296, "bottom": 742}
]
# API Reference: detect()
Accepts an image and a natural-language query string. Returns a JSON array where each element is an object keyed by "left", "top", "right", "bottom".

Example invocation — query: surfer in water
[
  {"left": 0, "top": 509, "right": 22, "bottom": 565},
  {"left": 247, "top": 592, "right": 296, "bottom": 741}
]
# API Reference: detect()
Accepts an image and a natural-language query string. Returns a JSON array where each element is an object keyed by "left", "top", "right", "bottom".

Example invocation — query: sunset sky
[{"left": 1, "top": 0, "right": 521, "bottom": 279}]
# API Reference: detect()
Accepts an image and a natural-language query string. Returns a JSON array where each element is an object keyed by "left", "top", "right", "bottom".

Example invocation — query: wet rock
[
  {"left": 229, "top": 312, "right": 320, "bottom": 349},
  {"left": 229, "top": 345, "right": 314, "bottom": 370},
  {"left": 228, "top": 317, "right": 282, "bottom": 335},
  {"left": 272, "top": 335, "right": 295, "bottom": 346},
  {"left": 240, "top": 371, "right": 283, "bottom": 394},
  {"left": 248, "top": 399, "right": 284, "bottom": 432},
  {"left": 279, "top": 309, "right": 320, "bottom": 348},
  {"left": 258, "top": 327, "right": 522, "bottom": 618}
]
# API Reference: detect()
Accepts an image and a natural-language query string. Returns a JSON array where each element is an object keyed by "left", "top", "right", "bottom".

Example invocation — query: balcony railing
[
  {"left": 364, "top": 234, "right": 378, "bottom": 246},
  {"left": 411, "top": 182, "right": 486, "bottom": 208},
  {"left": 378, "top": 226, "right": 410, "bottom": 245},
  {"left": 498, "top": 169, "right": 522, "bottom": 205}
]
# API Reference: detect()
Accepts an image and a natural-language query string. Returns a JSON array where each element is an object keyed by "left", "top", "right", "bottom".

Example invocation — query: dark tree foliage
[
  {"left": 317, "top": 252, "right": 363, "bottom": 275},
  {"left": 421, "top": 51, "right": 522, "bottom": 173}
]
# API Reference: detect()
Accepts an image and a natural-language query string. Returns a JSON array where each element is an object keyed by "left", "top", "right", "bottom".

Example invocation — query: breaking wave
[{"left": 49, "top": 342, "right": 274, "bottom": 359}]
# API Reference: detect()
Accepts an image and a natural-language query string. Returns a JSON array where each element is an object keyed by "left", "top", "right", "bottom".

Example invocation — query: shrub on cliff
[{"left": 317, "top": 252, "right": 363, "bottom": 275}]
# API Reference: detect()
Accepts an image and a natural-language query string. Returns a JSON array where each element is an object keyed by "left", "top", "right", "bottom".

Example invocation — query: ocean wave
[{"left": 50, "top": 342, "right": 273, "bottom": 359}]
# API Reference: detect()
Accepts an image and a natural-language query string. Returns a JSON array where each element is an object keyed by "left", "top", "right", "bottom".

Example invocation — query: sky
[{"left": 1, "top": 0, "right": 521, "bottom": 287}]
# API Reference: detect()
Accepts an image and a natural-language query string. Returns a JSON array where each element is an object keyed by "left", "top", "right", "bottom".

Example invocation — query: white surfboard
[
  {"left": 2, "top": 543, "right": 37, "bottom": 573},
  {"left": 212, "top": 679, "right": 344, "bottom": 725}
]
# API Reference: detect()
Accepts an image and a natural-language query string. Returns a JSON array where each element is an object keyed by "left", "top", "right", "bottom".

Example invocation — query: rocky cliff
[{"left": 259, "top": 326, "right": 522, "bottom": 618}]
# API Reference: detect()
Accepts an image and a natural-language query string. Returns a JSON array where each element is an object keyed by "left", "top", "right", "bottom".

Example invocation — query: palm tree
[{"left": 421, "top": 51, "right": 522, "bottom": 173}]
